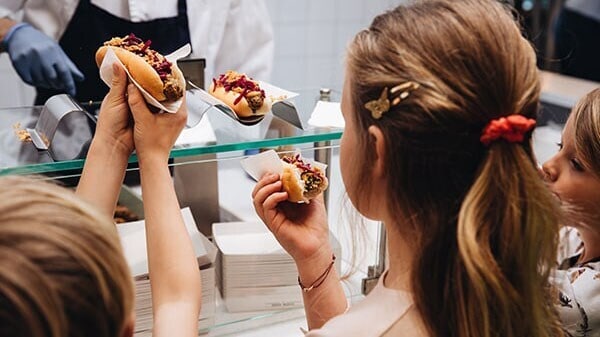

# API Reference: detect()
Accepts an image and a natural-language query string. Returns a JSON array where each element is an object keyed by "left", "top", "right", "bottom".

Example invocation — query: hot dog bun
[
  {"left": 209, "top": 71, "right": 272, "bottom": 118},
  {"left": 95, "top": 34, "right": 185, "bottom": 102},
  {"left": 281, "top": 156, "right": 328, "bottom": 203}
]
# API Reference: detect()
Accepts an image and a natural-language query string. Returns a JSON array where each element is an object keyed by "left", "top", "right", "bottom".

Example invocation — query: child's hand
[
  {"left": 127, "top": 84, "right": 187, "bottom": 163},
  {"left": 252, "top": 173, "right": 331, "bottom": 265},
  {"left": 94, "top": 63, "right": 134, "bottom": 157}
]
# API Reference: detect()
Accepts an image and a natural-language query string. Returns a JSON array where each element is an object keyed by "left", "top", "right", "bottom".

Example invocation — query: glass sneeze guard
[{"left": 0, "top": 104, "right": 343, "bottom": 176}]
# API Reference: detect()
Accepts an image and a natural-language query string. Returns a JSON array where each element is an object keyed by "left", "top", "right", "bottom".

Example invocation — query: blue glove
[{"left": 2, "top": 23, "right": 84, "bottom": 96}]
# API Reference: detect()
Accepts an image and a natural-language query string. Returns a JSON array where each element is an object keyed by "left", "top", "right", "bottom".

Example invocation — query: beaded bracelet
[{"left": 298, "top": 254, "right": 336, "bottom": 293}]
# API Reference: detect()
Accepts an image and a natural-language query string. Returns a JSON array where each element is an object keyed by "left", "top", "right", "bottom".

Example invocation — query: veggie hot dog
[
  {"left": 281, "top": 154, "right": 328, "bottom": 203},
  {"left": 209, "top": 70, "right": 272, "bottom": 118},
  {"left": 95, "top": 33, "right": 185, "bottom": 102}
]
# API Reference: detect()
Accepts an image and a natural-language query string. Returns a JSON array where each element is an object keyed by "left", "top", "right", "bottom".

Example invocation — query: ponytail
[{"left": 456, "top": 142, "right": 562, "bottom": 336}]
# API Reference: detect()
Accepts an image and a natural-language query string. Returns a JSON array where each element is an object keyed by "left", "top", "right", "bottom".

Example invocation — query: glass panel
[{"left": 0, "top": 103, "right": 343, "bottom": 176}]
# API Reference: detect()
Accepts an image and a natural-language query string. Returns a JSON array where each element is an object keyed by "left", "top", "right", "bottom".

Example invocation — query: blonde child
[
  {"left": 253, "top": 0, "right": 564, "bottom": 336},
  {"left": 542, "top": 88, "right": 600, "bottom": 336},
  {"left": 0, "top": 64, "right": 200, "bottom": 337}
]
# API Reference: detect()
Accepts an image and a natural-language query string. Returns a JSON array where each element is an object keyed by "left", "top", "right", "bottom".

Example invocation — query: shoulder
[
  {"left": 305, "top": 282, "right": 427, "bottom": 337},
  {"left": 554, "top": 264, "right": 600, "bottom": 336}
]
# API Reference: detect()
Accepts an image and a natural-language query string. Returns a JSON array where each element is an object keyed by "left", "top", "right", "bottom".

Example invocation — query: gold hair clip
[
  {"left": 365, "top": 81, "right": 420, "bottom": 119},
  {"left": 365, "top": 87, "right": 390, "bottom": 120}
]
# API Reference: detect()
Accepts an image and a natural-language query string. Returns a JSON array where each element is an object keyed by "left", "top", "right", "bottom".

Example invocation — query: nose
[{"left": 541, "top": 159, "right": 558, "bottom": 182}]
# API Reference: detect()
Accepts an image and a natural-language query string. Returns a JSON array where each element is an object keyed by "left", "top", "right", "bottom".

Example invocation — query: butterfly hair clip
[{"left": 364, "top": 81, "right": 420, "bottom": 119}]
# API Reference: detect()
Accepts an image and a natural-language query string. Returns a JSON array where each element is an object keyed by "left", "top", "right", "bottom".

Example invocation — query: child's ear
[{"left": 368, "top": 125, "right": 386, "bottom": 179}]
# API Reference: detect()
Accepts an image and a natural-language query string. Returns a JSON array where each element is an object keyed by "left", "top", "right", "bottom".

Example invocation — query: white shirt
[
  {"left": 0, "top": 0, "right": 274, "bottom": 86},
  {"left": 305, "top": 272, "right": 427, "bottom": 337}
]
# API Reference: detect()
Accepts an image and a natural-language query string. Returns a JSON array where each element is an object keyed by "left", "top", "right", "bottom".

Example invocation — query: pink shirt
[{"left": 305, "top": 272, "right": 427, "bottom": 337}]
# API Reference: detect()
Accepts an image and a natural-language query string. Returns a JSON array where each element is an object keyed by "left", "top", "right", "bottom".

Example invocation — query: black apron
[{"left": 34, "top": 0, "right": 191, "bottom": 105}]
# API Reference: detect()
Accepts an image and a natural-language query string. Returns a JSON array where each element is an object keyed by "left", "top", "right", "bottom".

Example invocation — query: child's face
[
  {"left": 542, "top": 117, "right": 600, "bottom": 229},
  {"left": 339, "top": 75, "right": 387, "bottom": 220},
  {"left": 339, "top": 76, "right": 360, "bottom": 209}
]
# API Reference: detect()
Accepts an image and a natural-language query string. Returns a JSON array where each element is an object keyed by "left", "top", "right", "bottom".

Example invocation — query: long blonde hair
[
  {"left": 0, "top": 176, "right": 134, "bottom": 337},
  {"left": 346, "top": 0, "right": 563, "bottom": 336}
]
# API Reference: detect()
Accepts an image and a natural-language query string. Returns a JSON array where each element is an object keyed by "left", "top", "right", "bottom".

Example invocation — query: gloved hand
[{"left": 2, "top": 23, "right": 84, "bottom": 96}]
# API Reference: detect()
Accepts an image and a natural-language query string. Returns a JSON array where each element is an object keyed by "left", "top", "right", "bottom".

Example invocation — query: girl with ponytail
[{"left": 252, "top": 0, "right": 564, "bottom": 336}]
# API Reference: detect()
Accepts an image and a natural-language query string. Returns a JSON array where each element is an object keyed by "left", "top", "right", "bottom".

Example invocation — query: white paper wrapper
[
  {"left": 195, "top": 80, "right": 298, "bottom": 125},
  {"left": 240, "top": 150, "right": 328, "bottom": 203},
  {"left": 99, "top": 44, "right": 192, "bottom": 113},
  {"left": 240, "top": 149, "right": 284, "bottom": 181},
  {"left": 308, "top": 101, "right": 345, "bottom": 128}
]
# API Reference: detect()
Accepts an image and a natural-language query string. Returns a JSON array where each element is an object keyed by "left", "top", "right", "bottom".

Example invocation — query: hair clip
[
  {"left": 365, "top": 81, "right": 420, "bottom": 119},
  {"left": 365, "top": 87, "right": 390, "bottom": 119}
]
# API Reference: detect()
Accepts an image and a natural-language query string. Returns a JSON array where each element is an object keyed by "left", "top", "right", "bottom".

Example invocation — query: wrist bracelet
[{"left": 298, "top": 254, "right": 336, "bottom": 293}]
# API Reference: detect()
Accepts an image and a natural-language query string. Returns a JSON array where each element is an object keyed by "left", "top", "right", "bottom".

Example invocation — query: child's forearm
[
  {"left": 139, "top": 155, "right": 201, "bottom": 333},
  {"left": 76, "top": 139, "right": 129, "bottom": 217},
  {"left": 296, "top": 246, "right": 348, "bottom": 330}
]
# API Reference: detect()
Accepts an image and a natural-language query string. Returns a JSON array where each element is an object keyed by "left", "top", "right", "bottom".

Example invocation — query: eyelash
[
  {"left": 555, "top": 142, "right": 585, "bottom": 171},
  {"left": 570, "top": 159, "right": 584, "bottom": 172}
]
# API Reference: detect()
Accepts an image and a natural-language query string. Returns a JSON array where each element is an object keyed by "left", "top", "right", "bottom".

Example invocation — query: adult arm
[
  {"left": 0, "top": 0, "right": 24, "bottom": 27},
  {"left": 0, "top": 18, "right": 16, "bottom": 45},
  {"left": 214, "top": 0, "right": 274, "bottom": 80},
  {"left": 0, "top": 4, "right": 83, "bottom": 95}
]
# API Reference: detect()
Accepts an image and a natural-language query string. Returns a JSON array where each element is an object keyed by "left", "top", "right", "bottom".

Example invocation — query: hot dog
[
  {"left": 95, "top": 33, "right": 185, "bottom": 102},
  {"left": 281, "top": 154, "right": 328, "bottom": 203},
  {"left": 209, "top": 70, "right": 272, "bottom": 118}
]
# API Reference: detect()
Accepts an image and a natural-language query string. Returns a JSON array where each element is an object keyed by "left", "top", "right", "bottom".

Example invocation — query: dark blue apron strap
[{"left": 178, "top": 0, "right": 187, "bottom": 16}]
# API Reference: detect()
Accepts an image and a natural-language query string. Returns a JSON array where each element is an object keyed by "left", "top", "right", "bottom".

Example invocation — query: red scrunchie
[{"left": 480, "top": 115, "right": 536, "bottom": 146}]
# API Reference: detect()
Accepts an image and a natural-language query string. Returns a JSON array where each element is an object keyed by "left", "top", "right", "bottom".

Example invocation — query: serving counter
[{"left": 0, "top": 92, "right": 377, "bottom": 336}]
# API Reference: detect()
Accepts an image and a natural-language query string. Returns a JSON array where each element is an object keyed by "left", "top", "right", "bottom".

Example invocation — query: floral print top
[{"left": 554, "top": 227, "right": 600, "bottom": 337}]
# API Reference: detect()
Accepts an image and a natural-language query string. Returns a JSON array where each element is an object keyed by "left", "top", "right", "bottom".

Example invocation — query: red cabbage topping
[{"left": 212, "top": 71, "right": 266, "bottom": 106}]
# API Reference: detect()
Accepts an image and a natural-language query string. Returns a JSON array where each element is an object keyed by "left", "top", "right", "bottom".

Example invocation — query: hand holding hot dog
[
  {"left": 127, "top": 83, "right": 187, "bottom": 163},
  {"left": 252, "top": 172, "right": 331, "bottom": 264}
]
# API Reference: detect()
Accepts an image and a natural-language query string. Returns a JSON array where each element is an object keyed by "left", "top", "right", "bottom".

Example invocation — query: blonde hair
[
  {"left": 346, "top": 1, "right": 563, "bottom": 336},
  {"left": 572, "top": 88, "right": 600, "bottom": 177},
  {"left": 0, "top": 176, "right": 134, "bottom": 337}
]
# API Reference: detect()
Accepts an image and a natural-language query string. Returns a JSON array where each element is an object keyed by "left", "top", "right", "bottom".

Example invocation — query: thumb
[
  {"left": 107, "top": 63, "right": 127, "bottom": 97},
  {"left": 127, "top": 83, "right": 151, "bottom": 119}
]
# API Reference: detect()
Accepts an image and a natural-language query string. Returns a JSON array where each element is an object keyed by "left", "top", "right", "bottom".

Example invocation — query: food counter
[{"left": 0, "top": 89, "right": 379, "bottom": 336}]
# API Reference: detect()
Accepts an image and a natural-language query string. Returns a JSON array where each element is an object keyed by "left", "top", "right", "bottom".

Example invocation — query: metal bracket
[{"left": 26, "top": 94, "right": 88, "bottom": 151}]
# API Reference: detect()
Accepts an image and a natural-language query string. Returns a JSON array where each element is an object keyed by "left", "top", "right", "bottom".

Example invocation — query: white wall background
[
  {"left": 0, "top": 0, "right": 402, "bottom": 108},
  {"left": 264, "top": 0, "right": 403, "bottom": 101}
]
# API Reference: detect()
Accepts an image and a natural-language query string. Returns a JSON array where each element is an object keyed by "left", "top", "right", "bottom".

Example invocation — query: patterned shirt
[{"left": 554, "top": 227, "right": 600, "bottom": 337}]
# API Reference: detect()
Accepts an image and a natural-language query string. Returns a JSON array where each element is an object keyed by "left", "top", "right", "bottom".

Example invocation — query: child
[
  {"left": 252, "top": 0, "right": 564, "bottom": 336},
  {"left": 542, "top": 88, "right": 600, "bottom": 337},
  {"left": 0, "top": 64, "right": 200, "bottom": 337}
]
